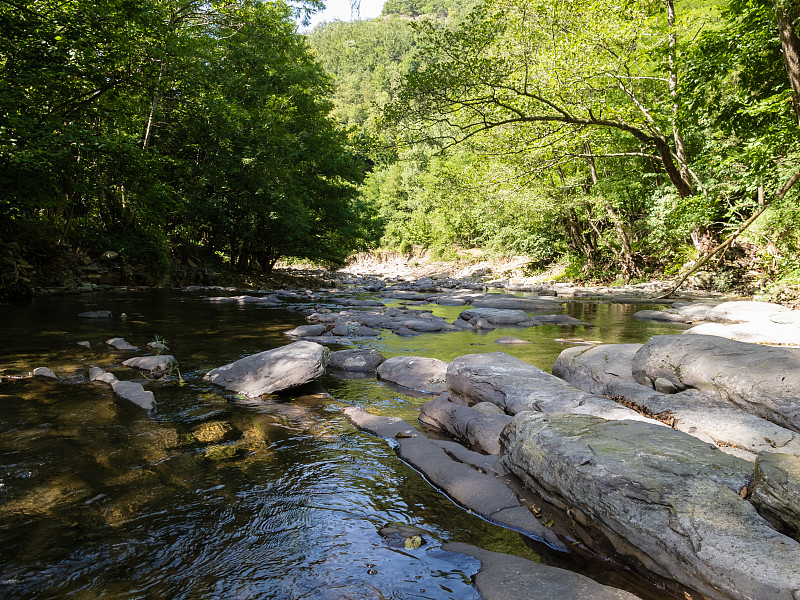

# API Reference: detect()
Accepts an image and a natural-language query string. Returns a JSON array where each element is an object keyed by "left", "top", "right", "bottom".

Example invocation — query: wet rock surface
[
  {"left": 500, "top": 412, "right": 800, "bottom": 600},
  {"left": 327, "top": 348, "right": 385, "bottom": 371},
  {"left": 204, "top": 341, "right": 329, "bottom": 397},
  {"left": 443, "top": 542, "right": 642, "bottom": 600}
]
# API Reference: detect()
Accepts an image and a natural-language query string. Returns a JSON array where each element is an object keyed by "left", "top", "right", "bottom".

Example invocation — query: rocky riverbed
[{"left": 13, "top": 271, "right": 800, "bottom": 600}]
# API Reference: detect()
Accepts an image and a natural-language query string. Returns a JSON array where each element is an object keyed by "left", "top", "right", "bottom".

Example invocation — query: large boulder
[
  {"left": 204, "top": 341, "right": 329, "bottom": 397},
  {"left": 752, "top": 451, "right": 800, "bottom": 540},
  {"left": 554, "top": 343, "right": 800, "bottom": 460},
  {"left": 500, "top": 412, "right": 800, "bottom": 600},
  {"left": 631, "top": 335, "right": 800, "bottom": 432},
  {"left": 376, "top": 356, "right": 448, "bottom": 393},
  {"left": 446, "top": 352, "right": 651, "bottom": 422}
]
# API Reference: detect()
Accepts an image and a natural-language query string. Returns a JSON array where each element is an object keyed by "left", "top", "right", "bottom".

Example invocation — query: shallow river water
[{"left": 0, "top": 288, "right": 689, "bottom": 599}]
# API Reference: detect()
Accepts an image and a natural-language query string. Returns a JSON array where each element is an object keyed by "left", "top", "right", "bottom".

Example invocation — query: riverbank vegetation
[
  {"left": 311, "top": 0, "right": 800, "bottom": 293},
  {"left": 2, "top": 0, "right": 799, "bottom": 298}
]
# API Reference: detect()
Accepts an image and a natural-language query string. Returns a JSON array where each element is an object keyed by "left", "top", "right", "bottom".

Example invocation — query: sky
[{"left": 303, "top": 0, "right": 388, "bottom": 31}]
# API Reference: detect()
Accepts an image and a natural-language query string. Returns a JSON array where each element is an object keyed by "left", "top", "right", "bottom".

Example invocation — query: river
[{"left": 0, "top": 288, "right": 688, "bottom": 599}]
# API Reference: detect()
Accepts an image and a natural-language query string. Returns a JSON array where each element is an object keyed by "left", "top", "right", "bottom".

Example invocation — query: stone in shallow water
[
  {"left": 377, "top": 356, "right": 448, "bottom": 394},
  {"left": 105, "top": 337, "right": 139, "bottom": 351},
  {"left": 443, "top": 542, "right": 641, "bottom": 600},
  {"left": 204, "top": 341, "right": 329, "bottom": 397},
  {"left": 78, "top": 310, "right": 111, "bottom": 319},
  {"left": 328, "top": 349, "right": 385, "bottom": 371}
]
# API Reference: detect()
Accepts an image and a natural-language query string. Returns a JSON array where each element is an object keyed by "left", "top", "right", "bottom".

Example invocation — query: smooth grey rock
[
  {"left": 77, "top": 340, "right": 91, "bottom": 348},
  {"left": 110, "top": 380, "right": 155, "bottom": 411},
  {"left": 752, "top": 452, "right": 800, "bottom": 540},
  {"left": 653, "top": 377, "right": 679, "bottom": 394},
  {"left": 554, "top": 343, "right": 800, "bottom": 459},
  {"left": 683, "top": 321, "right": 800, "bottom": 345},
  {"left": 341, "top": 406, "right": 567, "bottom": 551},
  {"left": 330, "top": 322, "right": 350, "bottom": 336},
  {"left": 632, "top": 309, "right": 690, "bottom": 323},
  {"left": 78, "top": 310, "right": 112, "bottom": 319},
  {"left": 460, "top": 308, "right": 532, "bottom": 325},
  {"left": 672, "top": 303, "right": 718, "bottom": 321},
  {"left": 298, "top": 335, "right": 352, "bottom": 345},
  {"left": 32, "top": 367, "right": 58, "bottom": 379},
  {"left": 632, "top": 334, "right": 800, "bottom": 432},
  {"left": 204, "top": 341, "right": 329, "bottom": 397},
  {"left": 501, "top": 412, "right": 800, "bottom": 600},
  {"left": 352, "top": 325, "right": 380, "bottom": 337},
  {"left": 442, "top": 542, "right": 641, "bottom": 600},
  {"left": 703, "top": 300, "right": 788, "bottom": 323},
  {"left": 493, "top": 336, "right": 531, "bottom": 344},
  {"left": 328, "top": 349, "right": 385, "bottom": 371},
  {"left": 285, "top": 324, "right": 327, "bottom": 337},
  {"left": 89, "top": 366, "right": 118, "bottom": 385},
  {"left": 105, "top": 337, "right": 139, "bottom": 351},
  {"left": 436, "top": 297, "right": 466, "bottom": 306},
  {"left": 473, "top": 295, "right": 563, "bottom": 311},
  {"left": 419, "top": 395, "right": 512, "bottom": 454},
  {"left": 122, "top": 355, "right": 176, "bottom": 374},
  {"left": 446, "top": 352, "right": 650, "bottom": 422},
  {"left": 401, "top": 319, "right": 444, "bottom": 332},
  {"left": 531, "top": 314, "right": 591, "bottom": 326},
  {"left": 377, "top": 356, "right": 448, "bottom": 393}
]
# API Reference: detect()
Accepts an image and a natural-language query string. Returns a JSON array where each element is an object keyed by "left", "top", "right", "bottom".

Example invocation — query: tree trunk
[
  {"left": 666, "top": 0, "right": 689, "bottom": 183},
  {"left": 777, "top": 2, "right": 800, "bottom": 128}
]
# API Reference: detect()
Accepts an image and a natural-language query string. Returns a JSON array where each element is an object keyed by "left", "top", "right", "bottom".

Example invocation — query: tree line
[
  {"left": 1, "top": 0, "right": 376, "bottom": 296},
  {"left": 311, "top": 0, "right": 800, "bottom": 290}
]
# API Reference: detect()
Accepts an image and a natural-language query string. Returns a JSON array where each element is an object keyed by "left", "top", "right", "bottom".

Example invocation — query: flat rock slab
[
  {"left": 554, "top": 343, "right": 800, "bottom": 460},
  {"left": 328, "top": 349, "right": 385, "bottom": 371},
  {"left": 753, "top": 452, "right": 800, "bottom": 540},
  {"left": 342, "top": 406, "right": 566, "bottom": 551},
  {"left": 447, "top": 352, "right": 651, "bottom": 422},
  {"left": 459, "top": 308, "right": 534, "bottom": 325},
  {"left": 106, "top": 337, "right": 139, "bottom": 351},
  {"left": 110, "top": 380, "right": 155, "bottom": 411},
  {"left": 702, "top": 300, "right": 789, "bottom": 323},
  {"left": 285, "top": 324, "right": 327, "bottom": 337},
  {"left": 122, "top": 355, "right": 176, "bottom": 373},
  {"left": 632, "top": 334, "right": 800, "bottom": 432},
  {"left": 377, "top": 356, "right": 448, "bottom": 393},
  {"left": 204, "top": 341, "right": 329, "bottom": 397},
  {"left": 501, "top": 412, "right": 800, "bottom": 600},
  {"left": 442, "top": 542, "right": 641, "bottom": 600},
  {"left": 473, "top": 295, "right": 563, "bottom": 311},
  {"left": 684, "top": 321, "right": 800, "bottom": 346},
  {"left": 632, "top": 309, "right": 691, "bottom": 323}
]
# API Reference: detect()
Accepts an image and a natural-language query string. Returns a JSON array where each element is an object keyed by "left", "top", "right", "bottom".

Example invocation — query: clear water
[{"left": 0, "top": 289, "right": 689, "bottom": 599}]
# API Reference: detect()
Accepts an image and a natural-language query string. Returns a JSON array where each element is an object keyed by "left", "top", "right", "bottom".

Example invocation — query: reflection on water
[{"left": 0, "top": 290, "right": 687, "bottom": 599}]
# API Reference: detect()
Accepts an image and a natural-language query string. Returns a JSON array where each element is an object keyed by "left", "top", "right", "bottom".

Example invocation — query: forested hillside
[
  {"left": 2, "top": 0, "right": 799, "bottom": 298},
  {"left": 310, "top": 0, "right": 800, "bottom": 292},
  {"left": 1, "top": 0, "right": 375, "bottom": 296}
]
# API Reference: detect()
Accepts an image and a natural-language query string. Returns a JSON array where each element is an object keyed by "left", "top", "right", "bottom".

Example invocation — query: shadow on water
[{"left": 0, "top": 289, "right": 691, "bottom": 599}]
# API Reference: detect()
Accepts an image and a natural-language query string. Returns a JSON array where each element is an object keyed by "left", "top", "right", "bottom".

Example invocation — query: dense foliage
[
  {"left": 312, "top": 0, "right": 800, "bottom": 289},
  {"left": 0, "top": 0, "right": 371, "bottom": 295}
]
